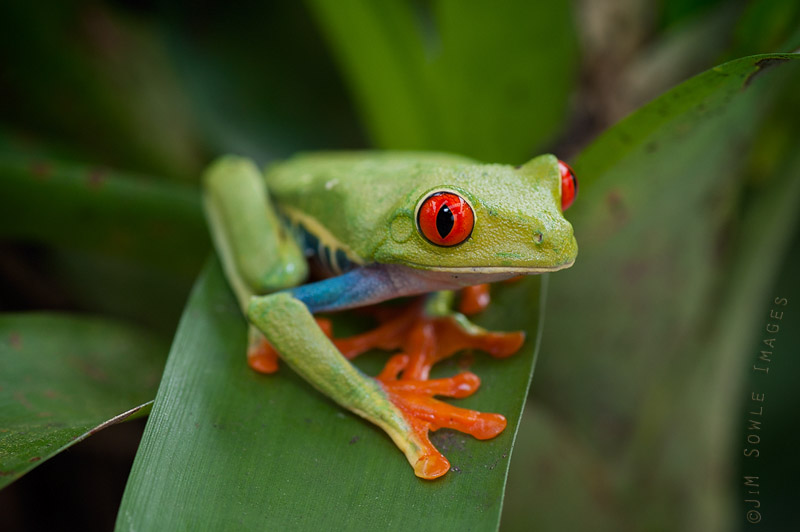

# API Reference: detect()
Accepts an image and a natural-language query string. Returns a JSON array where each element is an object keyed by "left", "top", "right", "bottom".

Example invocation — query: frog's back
[
  {"left": 265, "top": 151, "right": 477, "bottom": 264},
  {"left": 266, "top": 151, "right": 475, "bottom": 195}
]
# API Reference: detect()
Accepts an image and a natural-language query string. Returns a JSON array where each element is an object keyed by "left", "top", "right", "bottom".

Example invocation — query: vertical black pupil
[{"left": 436, "top": 204, "right": 455, "bottom": 238}]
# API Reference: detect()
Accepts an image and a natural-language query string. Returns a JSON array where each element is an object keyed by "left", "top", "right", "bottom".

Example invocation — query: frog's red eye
[
  {"left": 558, "top": 160, "right": 578, "bottom": 211},
  {"left": 417, "top": 191, "right": 474, "bottom": 247}
]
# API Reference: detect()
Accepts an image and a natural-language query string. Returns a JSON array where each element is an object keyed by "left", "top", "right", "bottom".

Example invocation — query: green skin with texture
[{"left": 202, "top": 151, "right": 577, "bottom": 478}]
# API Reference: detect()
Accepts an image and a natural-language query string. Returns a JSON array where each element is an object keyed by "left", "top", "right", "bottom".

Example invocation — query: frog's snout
[{"left": 529, "top": 218, "right": 578, "bottom": 267}]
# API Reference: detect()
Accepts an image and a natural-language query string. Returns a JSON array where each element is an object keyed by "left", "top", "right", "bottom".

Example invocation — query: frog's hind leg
[
  {"left": 203, "top": 156, "right": 309, "bottom": 373},
  {"left": 246, "top": 316, "right": 334, "bottom": 374}
]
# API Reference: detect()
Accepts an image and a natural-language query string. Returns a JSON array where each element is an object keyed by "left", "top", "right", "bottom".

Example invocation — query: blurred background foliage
[{"left": 0, "top": 0, "right": 798, "bottom": 530}]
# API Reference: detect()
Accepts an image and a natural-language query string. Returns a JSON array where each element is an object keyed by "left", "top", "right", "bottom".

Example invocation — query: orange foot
[
  {"left": 376, "top": 354, "right": 507, "bottom": 478},
  {"left": 332, "top": 296, "right": 525, "bottom": 478}
]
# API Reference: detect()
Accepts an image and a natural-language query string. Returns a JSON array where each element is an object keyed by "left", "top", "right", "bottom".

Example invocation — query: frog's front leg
[
  {"left": 247, "top": 290, "right": 452, "bottom": 479},
  {"left": 203, "top": 156, "right": 308, "bottom": 372}
]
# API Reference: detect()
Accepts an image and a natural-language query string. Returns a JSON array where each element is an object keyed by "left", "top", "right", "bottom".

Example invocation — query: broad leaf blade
[
  {"left": 0, "top": 314, "right": 167, "bottom": 488},
  {"left": 541, "top": 52, "right": 798, "bottom": 430},
  {"left": 513, "top": 53, "right": 799, "bottom": 530},
  {"left": 117, "top": 259, "right": 544, "bottom": 531}
]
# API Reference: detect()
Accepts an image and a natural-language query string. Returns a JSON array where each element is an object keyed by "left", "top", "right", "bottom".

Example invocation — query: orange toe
[
  {"left": 248, "top": 341, "right": 280, "bottom": 374},
  {"left": 459, "top": 284, "right": 491, "bottom": 315},
  {"left": 414, "top": 452, "right": 451, "bottom": 479}
]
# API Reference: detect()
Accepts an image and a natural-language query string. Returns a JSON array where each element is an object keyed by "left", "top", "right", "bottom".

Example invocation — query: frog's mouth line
[{"left": 401, "top": 260, "right": 575, "bottom": 275}]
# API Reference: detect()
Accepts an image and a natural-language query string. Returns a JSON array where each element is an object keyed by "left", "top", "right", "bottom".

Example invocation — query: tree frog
[{"left": 203, "top": 151, "right": 577, "bottom": 479}]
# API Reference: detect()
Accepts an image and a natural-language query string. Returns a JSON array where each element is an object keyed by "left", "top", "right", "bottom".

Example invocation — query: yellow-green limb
[{"left": 202, "top": 155, "right": 307, "bottom": 313}]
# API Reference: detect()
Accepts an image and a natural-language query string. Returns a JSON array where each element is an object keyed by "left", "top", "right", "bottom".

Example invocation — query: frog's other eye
[
  {"left": 416, "top": 191, "right": 474, "bottom": 247},
  {"left": 558, "top": 160, "right": 578, "bottom": 211}
]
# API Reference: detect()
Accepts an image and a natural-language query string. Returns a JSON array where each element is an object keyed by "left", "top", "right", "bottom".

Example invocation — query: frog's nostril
[{"left": 533, "top": 231, "right": 543, "bottom": 244}]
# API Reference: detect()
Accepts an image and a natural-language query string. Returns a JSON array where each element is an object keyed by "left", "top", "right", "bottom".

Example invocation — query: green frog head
[{"left": 373, "top": 154, "right": 578, "bottom": 274}]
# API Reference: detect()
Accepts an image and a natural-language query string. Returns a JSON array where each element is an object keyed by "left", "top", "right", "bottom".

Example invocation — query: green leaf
[
  {"left": 0, "top": 153, "right": 207, "bottom": 277},
  {"left": 0, "top": 313, "right": 167, "bottom": 488},
  {"left": 117, "top": 258, "right": 544, "bottom": 531},
  {"left": 505, "top": 137, "right": 800, "bottom": 532},
  {"left": 540, "top": 52, "right": 799, "bottom": 427},
  {"left": 514, "top": 53, "right": 799, "bottom": 530},
  {"left": 306, "top": 0, "right": 578, "bottom": 162}
]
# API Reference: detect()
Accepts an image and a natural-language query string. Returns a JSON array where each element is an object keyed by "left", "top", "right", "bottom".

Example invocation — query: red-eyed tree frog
[{"left": 202, "top": 151, "right": 578, "bottom": 479}]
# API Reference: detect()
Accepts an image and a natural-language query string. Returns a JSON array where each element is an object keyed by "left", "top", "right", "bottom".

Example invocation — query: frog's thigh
[
  {"left": 203, "top": 156, "right": 308, "bottom": 310},
  {"left": 247, "top": 292, "right": 432, "bottom": 474}
]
